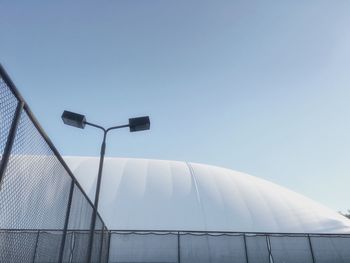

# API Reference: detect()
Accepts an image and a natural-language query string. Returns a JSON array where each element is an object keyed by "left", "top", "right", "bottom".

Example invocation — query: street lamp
[{"left": 61, "top": 110, "right": 150, "bottom": 263}]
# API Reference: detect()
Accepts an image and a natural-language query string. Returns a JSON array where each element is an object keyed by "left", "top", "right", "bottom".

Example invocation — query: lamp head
[
  {"left": 61, "top": 110, "right": 86, "bottom": 129},
  {"left": 129, "top": 116, "right": 150, "bottom": 132}
]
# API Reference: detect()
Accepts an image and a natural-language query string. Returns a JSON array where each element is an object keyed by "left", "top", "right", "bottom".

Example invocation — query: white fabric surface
[{"left": 64, "top": 157, "right": 350, "bottom": 233}]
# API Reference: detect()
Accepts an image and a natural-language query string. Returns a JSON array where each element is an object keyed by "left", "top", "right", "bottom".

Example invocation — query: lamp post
[{"left": 61, "top": 110, "right": 150, "bottom": 263}]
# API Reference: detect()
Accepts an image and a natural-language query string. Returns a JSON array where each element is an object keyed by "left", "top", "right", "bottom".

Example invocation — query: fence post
[
  {"left": 32, "top": 230, "right": 40, "bottom": 263},
  {"left": 98, "top": 225, "right": 105, "bottom": 262},
  {"left": 177, "top": 232, "right": 181, "bottom": 263},
  {"left": 307, "top": 234, "right": 316, "bottom": 263},
  {"left": 58, "top": 181, "right": 75, "bottom": 263},
  {"left": 106, "top": 231, "right": 112, "bottom": 263},
  {"left": 266, "top": 235, "right": 274, "bottom": 263},
  {"left": 243, "top": 234, "right": 249, "bottom": 263},
  {"left": 0, "top": 101, "right": 23, "bottom": 186}
]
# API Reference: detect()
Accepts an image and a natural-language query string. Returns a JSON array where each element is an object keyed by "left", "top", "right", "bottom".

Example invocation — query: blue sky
[{"left": 1, "top": 1, "right": 350, "bottom": 213}]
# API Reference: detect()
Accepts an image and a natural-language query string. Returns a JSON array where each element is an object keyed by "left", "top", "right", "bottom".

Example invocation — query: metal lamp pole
[
  {"left": 61, "top": 111, "right": 150, "bottom": 263},
  {"left": 85, "top": 122, "right": 127, "bottom": 263}
]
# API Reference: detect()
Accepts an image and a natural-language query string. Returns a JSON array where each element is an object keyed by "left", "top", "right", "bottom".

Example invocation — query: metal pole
[
  {"left": 32, "top": 230, "right": 40, "bottom": 263},
  {"left": 307, "top": 234, "right": 316, "bottom": 263},
  {"left": 177, "top": 232, "right": 181, "bottom": 263},
  {"left": 87, "top": 131, "right": 107, "bottom": 263},
  {"left": 98, "top": 225, "right": 105, "bottom": 263},
  {"left": 106, "top": 231, "right": 112, "bottom": 263},
  {"left": 243, "top": 234, "right": 249, "bottom": 263},
  {"left": 0, "top": 101, "right": 23, "bottom": 186},
  {"left": 70, "top": 231, "right": 77, "bottom": 263},
  {"left": 266, "top": 235, "right": 274, "bottom": 263},
  {"left": 58, "top": 181, "right": 75, "bottom": 263}
]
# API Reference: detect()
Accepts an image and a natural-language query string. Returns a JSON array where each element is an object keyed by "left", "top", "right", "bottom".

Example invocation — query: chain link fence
[
  {"left": 108, "top": 231, "right": 350, "bottom": 263},
  {"left": 0, "top": 65, "right": 109, "bottom": 262}
]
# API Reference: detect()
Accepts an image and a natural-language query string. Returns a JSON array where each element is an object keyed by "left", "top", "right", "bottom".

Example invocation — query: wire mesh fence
[
  {"left": 108, "top": 231, "right": 350, "bottom": 263},
  {"left": 0, "top": 65, "right": 109, "bottom": 262}
]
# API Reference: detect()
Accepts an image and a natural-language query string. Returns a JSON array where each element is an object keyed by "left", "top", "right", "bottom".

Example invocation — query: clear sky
[{"left": 1, "top": 1, "right": 350, "bottom": 213}]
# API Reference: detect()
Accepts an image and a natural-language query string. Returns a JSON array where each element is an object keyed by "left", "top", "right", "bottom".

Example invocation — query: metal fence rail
[
  {"left": 108, "top": 230, "right": 350, "bottom": 263},
  {"left": 0, "top": 64, "right": 109, "bottom": 263}
]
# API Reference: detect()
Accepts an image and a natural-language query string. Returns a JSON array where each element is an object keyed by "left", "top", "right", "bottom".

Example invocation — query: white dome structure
[{"left": 64, "top": 157, "right": 350, "bottom": 234}]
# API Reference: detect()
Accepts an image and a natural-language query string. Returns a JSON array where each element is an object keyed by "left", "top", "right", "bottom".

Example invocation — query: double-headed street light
[{"left": 61, "top": 110, "right": 150, "bottom": 263}]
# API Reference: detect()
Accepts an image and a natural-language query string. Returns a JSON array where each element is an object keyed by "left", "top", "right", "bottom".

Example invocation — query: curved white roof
[{"left": 65, "top": 157, "right": 350, "bottom": 233}]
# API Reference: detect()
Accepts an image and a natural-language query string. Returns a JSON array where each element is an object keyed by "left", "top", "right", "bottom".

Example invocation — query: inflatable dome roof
[{"left": 64, "top": 157, "right": 350, "bottom": 233}]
